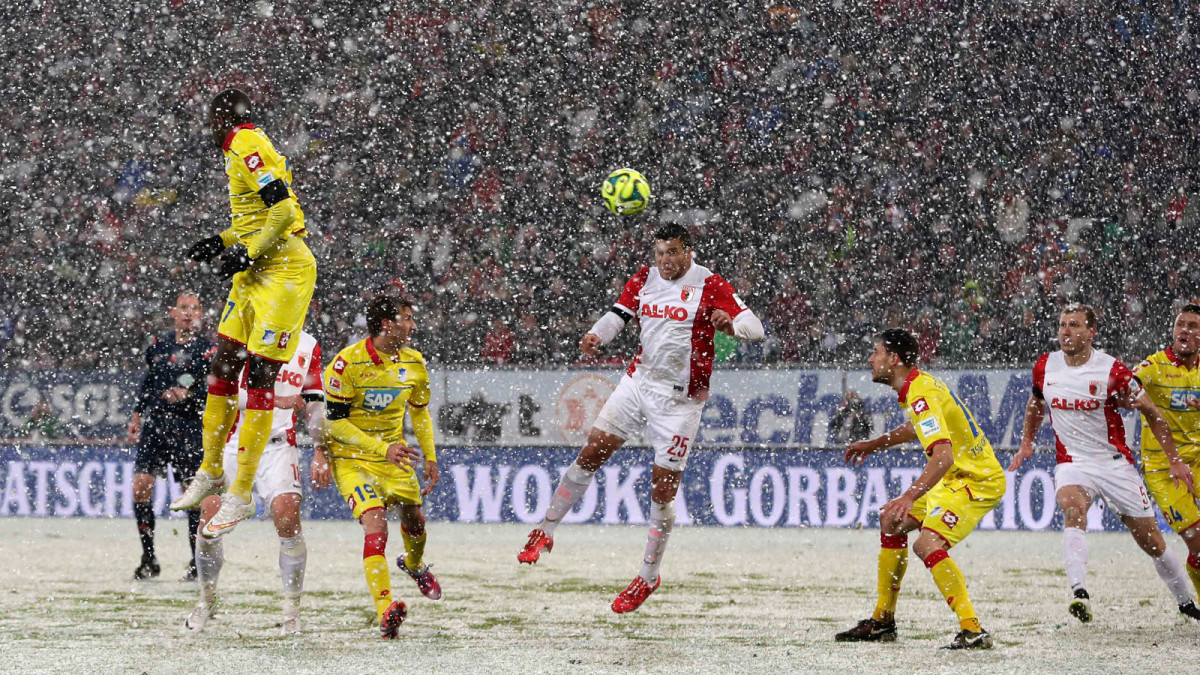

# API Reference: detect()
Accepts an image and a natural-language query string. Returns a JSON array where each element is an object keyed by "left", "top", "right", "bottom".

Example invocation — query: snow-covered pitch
[{"left": 0, "top": 518, "right": 1193, "bottom": 674}]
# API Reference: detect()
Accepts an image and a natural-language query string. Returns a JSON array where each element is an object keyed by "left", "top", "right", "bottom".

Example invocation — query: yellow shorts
[
  {"left": 217, "top": 240, "right": 316, "bottom": 363},
  {"left": 909, "top": 479, "right": 1003, "bottom": 547},
  {"left": 1145, "top": 459, "right": 1200, "bottom": 533},
  {"left": 332, "top": 457, "right": 421, "bottom": 520}
]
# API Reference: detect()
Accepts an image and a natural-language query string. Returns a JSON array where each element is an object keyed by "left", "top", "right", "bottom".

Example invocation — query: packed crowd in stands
[{"left": 2, "top": 0, "right": 1199, "bottom": 372}]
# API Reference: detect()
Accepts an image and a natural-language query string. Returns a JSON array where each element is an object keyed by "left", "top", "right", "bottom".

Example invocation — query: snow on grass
[{"left": 0, "top": 518, "right": 1193, "bottom": 674}]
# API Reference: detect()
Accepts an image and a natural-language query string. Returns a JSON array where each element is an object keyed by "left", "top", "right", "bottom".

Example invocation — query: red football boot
[
  {"left": 611, "top": 575, "right": 661, "bottom": 614},
  {"left": 398, "top": 554, "right": 442, "bottom": 600},
  {"left": 379, "top": 600, "right": 407, "bottom": 639},
  {"left": 517, "top": 528, "right": 553, "bottom": 564}
]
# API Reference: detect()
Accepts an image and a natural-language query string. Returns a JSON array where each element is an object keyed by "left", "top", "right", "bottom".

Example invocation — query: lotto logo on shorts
[
  {"left": 347, "top": 495, "right": 357, "bottom": 511},
  {"left": 278, "top": 332, "right": 291, "bottom": 348},
  {"left": 244, "top": 152, "right": 264, "bottom": 172},
  {"left": 941, "top": 510, "right": 959, "bottom": 528}
]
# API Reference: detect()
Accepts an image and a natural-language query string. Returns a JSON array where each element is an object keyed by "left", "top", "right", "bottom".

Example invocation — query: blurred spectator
[{"left": 829, "top": 391, "right": 872, "bottom": 444}]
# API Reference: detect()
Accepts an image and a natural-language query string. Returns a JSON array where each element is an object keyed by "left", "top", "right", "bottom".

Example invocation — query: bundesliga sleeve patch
[{"left": 918, "top": 416, "right": 942, "bottom": 437}]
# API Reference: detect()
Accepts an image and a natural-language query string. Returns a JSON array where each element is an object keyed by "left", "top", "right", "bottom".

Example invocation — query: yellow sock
[
  {"left": 873, "top": 533, "right": 909, "bottom": 623},
  {"left": 364, "top": 532, "right": 392, "bottom": 619},
  {"left": 401, "top": 524, "right": 428, "bottom": 570},
  {"left": 199, "top": 383, "right": 239, "bottom": 476},
  {"left": 228, "top": 389, "right": 274, "bottom": 501},
  {"left": 1187, "top": 553, "right": 1200, "bottom": 598},
  {"left": 926, "top": 550, "right": 981, "bottom": 632}
]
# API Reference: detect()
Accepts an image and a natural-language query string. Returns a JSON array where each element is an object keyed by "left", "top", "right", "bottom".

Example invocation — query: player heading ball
[{"left": 518, "top": 223, "right": 764, "bottom": 614}]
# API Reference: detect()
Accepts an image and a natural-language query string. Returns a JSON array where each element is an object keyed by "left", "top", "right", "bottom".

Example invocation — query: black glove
[
  {"left": 217, "top": 246, "right": 253, "bottom": 277},
  {"left": 186, "top": 235, "right": 225, "bottom": 263}
]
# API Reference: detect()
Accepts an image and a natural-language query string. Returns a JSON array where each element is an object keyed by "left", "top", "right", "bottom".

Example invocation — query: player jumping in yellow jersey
[
  {"left": 310, "top": 295, "right": 440, "bottom": 639},
  {"left": 837, "top": 329, "right": 1005, "bottom": 650},
  {"left": 1134, "top": 303, "right": 1200, "bottom": 602},
  {"left": 170, "top": 89, "right": 318, "bottom": 539}
]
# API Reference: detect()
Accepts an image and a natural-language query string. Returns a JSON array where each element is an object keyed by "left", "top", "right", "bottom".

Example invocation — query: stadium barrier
[
  {"left": 0, "top": 445, "right": 1134, "bottom": 531},
  {"left": 0, "top": 368, "right": 1138, "bottom": 449}
]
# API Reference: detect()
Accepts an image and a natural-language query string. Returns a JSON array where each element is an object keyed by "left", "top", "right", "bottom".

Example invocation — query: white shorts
[
  {"left": 222, "top": 439, "right": 303, "bottom": 508},
  {"left": 591, "top": 374, "right": 704, "bottom": 472},
  {"left": 1055, "top": 459, "right": 1153, "bottom": 518}
]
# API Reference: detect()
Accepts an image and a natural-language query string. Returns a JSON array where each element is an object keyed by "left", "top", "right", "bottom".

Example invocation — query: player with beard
[
  {"left": 517, "top": 223, "right": 764, "bottom": 614},
  {"left": 838, "top": 329, "right": 1005, "bottom": 650}
]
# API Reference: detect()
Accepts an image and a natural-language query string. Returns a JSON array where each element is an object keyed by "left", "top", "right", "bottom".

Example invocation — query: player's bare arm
[
  {"left": 845, "top": 422, "right": 917, "bottom": 467},
  {"left": 712, "top": 309, "right": 734, "bottom": 335},
  {"left": 1127, "top": 393, "right": 1195, "bottom": 493},
  {"left": 310, "top": 448, "right": 332, "bottom": 491},
  {"left": 1009, "top": 394, "right": 1047, "bottom": 472},
  {"left": 880, "top": 440, "right": 954, "bottom": 523}
]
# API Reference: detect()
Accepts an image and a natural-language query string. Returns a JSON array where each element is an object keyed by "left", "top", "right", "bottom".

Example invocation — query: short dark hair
[
  {"left": 367, "top": 295, "right": 413, "bottom": 336},
  {"left": 1060, "top": 303, "right": 1097, "bottom": 329},
  {"left": 876, "top": 328, "right": 919, "bottom": 367},
  {"left": 1180, "top": 303, "right": 1200, "bottom": 318},
  {"left": 211, "top": 88, "right": 252, "bottom": 124},
  {"left": 653, "top": 223, "right": 692, "bottom": 248}
]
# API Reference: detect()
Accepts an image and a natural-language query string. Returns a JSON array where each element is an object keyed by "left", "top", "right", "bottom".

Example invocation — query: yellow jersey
[
  {"left": 323, "top": 338, "right": 432, "bottom": 463},
  {"left": 899, "top": 369, "right": 1006, "bottom": 496},
  {"left": 219, "top": 124, "right": 311, "bottom": 267},
  {"left": 1133, "top": 349, "right": 1200, "bottom": 469}
]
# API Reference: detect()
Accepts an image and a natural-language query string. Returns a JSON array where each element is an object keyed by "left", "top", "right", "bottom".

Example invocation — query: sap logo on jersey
[
  {"left": 641, "top": 304, "right": 689, "bottom": 321},
  {"left": 362, "top": 388, "right": 403, "bottom": 410},
  {"left": 1169, "top": 389, "right": 1200, "bottom": 410},
  {"left": 1050, "top": 397, "right": 1101, "bottom": 411}
]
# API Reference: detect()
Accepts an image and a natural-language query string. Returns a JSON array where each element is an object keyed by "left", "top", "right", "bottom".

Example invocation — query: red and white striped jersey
[
  {"left": 1032, "top": 348, "right": 1142, "bottom": 465},
  {"left": 614, "top": 262, "right": 747, "bottom": 400},
  {"left": 227, "top": 332, "right": 323, "bottom": 446}
]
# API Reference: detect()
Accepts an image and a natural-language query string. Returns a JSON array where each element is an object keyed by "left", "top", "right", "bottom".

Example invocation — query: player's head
[
  {"left": 368, "top": 294, "right": 416, "bottom": 344},
  {"left": 209, "top": 88, "right": 253, "bottom": 148},
  {"left": 870, "top": 328, "right": 919, "bottom": 384},
  {"left": 653, "top": 224, "right": 692, "bottom": 281},
  {"left": 1058, "top": 303, "right": 1097, "bottom": 356},
  {"left": 1172, "top": 303, "right": 1200, "bottom": 358},
  {"left": 169, "top": 290, "right": 202, "bottom": 333}
]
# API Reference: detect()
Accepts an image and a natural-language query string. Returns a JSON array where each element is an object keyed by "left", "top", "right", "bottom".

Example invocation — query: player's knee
[
  {"left": 401, "top": 508, "right": 425, "bottom": 536},
  {"left": 246, "top": 356, "right": 282, "bottom": 389},
  {"left": 132, "top": 473, "right": 155, "bottom": 502}
]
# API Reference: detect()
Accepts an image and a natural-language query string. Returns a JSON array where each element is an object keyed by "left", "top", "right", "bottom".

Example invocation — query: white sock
[
  {"left": 279, "top": 533, "right": 307, "bottom": 599},
  {"left": 1152, "top": 548, "right": 1193, "bottom": 605},
  {"left": 1062, "top": 527, "right": 1088, "bottom": 593},
  {"left": 541, "top": 463, "right": 596, "bottom": 537},
  {"left": 195, "top": 534, "right": 224, "bottom": 606},
  {"left": 638, "top": 501, "right": 676, "bottom": 583}
]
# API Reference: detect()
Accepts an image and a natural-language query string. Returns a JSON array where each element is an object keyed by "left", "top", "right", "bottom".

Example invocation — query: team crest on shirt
[
  {"left": 1088, "top": 381, "right": 1102, "bottom": 396},
  {"left": 681, "top": 286, "right": 697, "bottom": 302},
  {"left": 911, "top": 398, "right": 930, "bottom": 414},
  {"left": 298, "top": 355, "right": 307, "bottom": 369},
  {"left": 244, "top": 152, "right": 264, "bottom": 172}
]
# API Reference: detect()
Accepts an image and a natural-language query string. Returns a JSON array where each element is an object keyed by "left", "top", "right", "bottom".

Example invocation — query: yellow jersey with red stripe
[
  {"left": 1133, "top": 348, "right": 1200, "bottom": 471},
  {"left": 323, "top": 338, "right": 431, "bottom": 463},
  {"left": 219, "top": 124, "right": 311, "bottom": 267},
  {"left": 899, "top": 369, "right": 1006, "bottom": 498}
]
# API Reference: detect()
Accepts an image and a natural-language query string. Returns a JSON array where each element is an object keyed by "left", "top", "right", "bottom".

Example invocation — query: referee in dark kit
[{"left": 126, "top": 290, "right": 214, "bottom": 581}]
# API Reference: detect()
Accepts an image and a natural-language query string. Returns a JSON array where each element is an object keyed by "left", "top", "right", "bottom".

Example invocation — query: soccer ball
[{"left": 601, "top": 168, "right": 651, "bottom": 215}]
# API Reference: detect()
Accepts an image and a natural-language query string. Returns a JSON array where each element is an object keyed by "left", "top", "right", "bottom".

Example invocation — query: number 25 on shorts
[{"left": 667, "top": 435, "right": 690, "bottom": 459}]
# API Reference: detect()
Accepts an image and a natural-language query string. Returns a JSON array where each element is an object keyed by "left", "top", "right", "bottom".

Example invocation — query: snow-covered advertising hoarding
[
  {"left": 0, "top": 368, "right": 1136, "bottom": 449},
  {"left": 0, "top": 445, "right": 1128, "bottom": 531}
]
